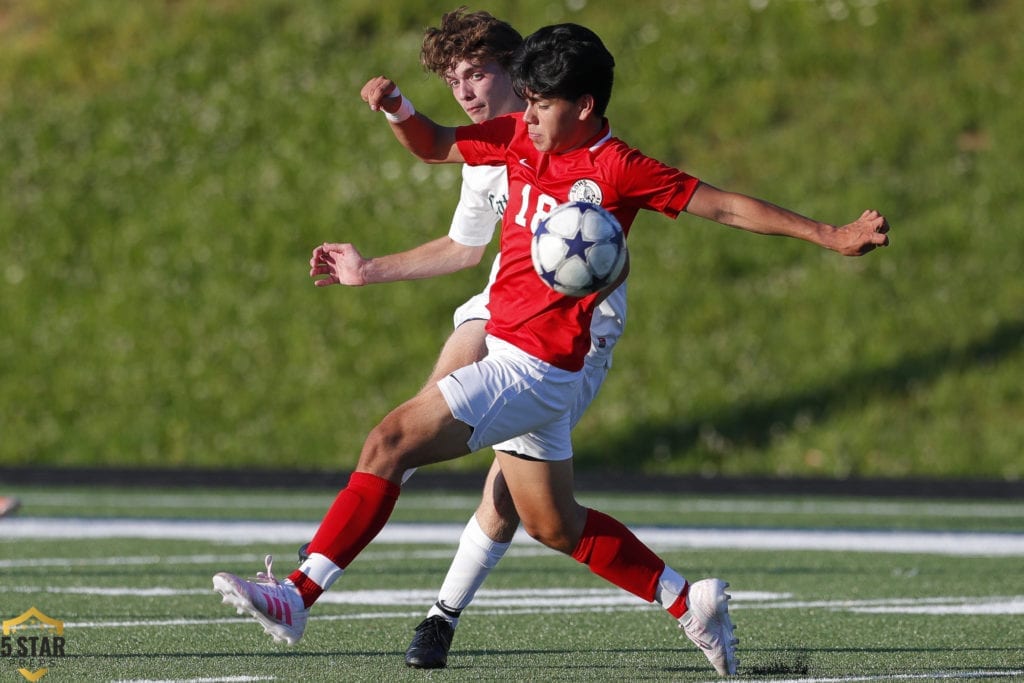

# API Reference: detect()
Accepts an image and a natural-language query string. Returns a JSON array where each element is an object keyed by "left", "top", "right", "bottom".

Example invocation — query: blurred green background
[{"left": 1, "top": 0, "right": 1021, "bottom": 479}]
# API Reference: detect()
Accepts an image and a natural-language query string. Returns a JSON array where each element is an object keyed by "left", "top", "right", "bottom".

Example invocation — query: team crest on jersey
[{"left": 568, "top": 179, "right": 603, "bottom": 205}]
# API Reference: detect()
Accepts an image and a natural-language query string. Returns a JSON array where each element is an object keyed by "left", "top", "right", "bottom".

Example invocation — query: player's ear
[{"left": 576, "top": 94, "right": 596, "bottom": 121}]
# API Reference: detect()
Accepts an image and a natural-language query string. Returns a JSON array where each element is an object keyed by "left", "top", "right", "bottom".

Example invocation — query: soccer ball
[{"left": 531, "top": 201, "right": 627, "bottom": 297}]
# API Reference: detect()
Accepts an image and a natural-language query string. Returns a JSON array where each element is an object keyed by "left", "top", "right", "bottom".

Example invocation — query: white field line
[
  {"left": 2, "top": 585, "right": 1018, "bottom": 624},
  {"left": 2, "top": 518, "right": 1023, "bottom": 556},
  {"left": 21, "top": 491, "right": 1024, "bottom": 520},
  {"left": 0, "top": 547, "right": 542, "bottom": 570},
  {"left": 586, "top": 496, "right": 1024, "bottom": 520}
]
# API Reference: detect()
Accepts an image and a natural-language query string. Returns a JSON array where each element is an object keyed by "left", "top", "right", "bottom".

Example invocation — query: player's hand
[
  {"left": 360, "top": 76, "right": 402, "bottom": 115},
  {"left": 831, "top": 209, "right": 890, "bottom": 256},
  {"left": 310, "top": 242, "right": 368, "bottom": 287}
]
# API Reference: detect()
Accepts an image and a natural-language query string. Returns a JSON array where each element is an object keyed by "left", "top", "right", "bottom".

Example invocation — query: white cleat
[
  {"left": 213, "top": 555, "right": 308, "bottom": 645},
  {"left": 679, "top": 578, "right": 739, "bottom": 676}
]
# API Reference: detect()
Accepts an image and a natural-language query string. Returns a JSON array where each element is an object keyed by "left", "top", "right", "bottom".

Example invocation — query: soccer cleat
[
  {"left": 679, "top": 578, "right": 739, "bottom": 676},
  {"left": 213, "top": 555, "right": 308, "bottom": 645},
  {"left": 297, "top": 541, "right": 311, "bottom": 564},
  {"left": 405, "top": 615, "right": 455, "bottom": 669}
]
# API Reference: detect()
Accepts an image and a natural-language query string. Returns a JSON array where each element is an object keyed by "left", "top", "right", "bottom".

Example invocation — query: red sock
[
  {"left": 570, "top": 508, "right": 665, "bottom": 602},
  {"left": 288, "top": 571, "right": 324, "bottom": 609},
  {"left": 667, "top": 583, "right": 691, "bottom": 618},
  {"left": 287, "top": 471, "right": 400, "bottom": 607}
]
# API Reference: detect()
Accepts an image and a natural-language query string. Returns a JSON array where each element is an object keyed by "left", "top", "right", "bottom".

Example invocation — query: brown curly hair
[{"left": 420, "top": 7, "right": 523, "bottom": 78}]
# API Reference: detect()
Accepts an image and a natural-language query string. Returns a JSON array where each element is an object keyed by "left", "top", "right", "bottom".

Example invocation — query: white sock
[
  {"left": 654, "top": 565, "right": 689, "bottom": 617},
  {"left": 298, "top": 552, "right": 343, "bottom": 591},
  {"left": 426, "top": 514, "right": 511, "bottom": 628}
]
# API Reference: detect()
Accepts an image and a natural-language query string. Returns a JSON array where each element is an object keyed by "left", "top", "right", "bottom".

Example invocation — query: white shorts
[
  {"left": 452, "top": 290, "right": 490, "bottom": 328},
  {"left": 571, "top": 355, "right": 610, "bottom": 429},
  {"left": 437, "top": 336, "right": 582, "bottom": 461}
]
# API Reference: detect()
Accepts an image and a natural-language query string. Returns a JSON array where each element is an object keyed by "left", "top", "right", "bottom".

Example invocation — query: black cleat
[
  {"left": 297, "top": 542, "right": 310, "bottom": 564},
  {"left": 405, "top": 615, "right": 455, "bottom": 669}
]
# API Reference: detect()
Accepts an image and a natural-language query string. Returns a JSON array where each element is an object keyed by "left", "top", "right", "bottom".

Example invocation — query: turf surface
[{"left": 1, "top": 486, "right": 1022, "bottom": 681}]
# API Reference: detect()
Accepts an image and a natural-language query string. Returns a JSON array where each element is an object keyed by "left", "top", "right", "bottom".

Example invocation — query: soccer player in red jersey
[
  {"left": 214, "top": 22, "right": 889, "bottom": 677},
  {"left": 301, "top": 9, "right": 629, "bottom": 670}
]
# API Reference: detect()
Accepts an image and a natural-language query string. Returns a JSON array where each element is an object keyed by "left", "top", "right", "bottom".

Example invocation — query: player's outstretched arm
[
  {"left": 310, "top": 238, "right": 487, "bottom": 287},
  {"left": 361, "top": 76, "right": 464, "bottom": 164},
  {"left": 685, "top": 182, "right": 890, "bottom": 256}
]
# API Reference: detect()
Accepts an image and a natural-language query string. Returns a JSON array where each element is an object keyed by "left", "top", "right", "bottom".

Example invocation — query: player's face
[
  {"left": 444, "top": 59, "right": 521, "bottom": 123},
  {"left": 522, "top": 92, "right": 596, "bottom": 154}
]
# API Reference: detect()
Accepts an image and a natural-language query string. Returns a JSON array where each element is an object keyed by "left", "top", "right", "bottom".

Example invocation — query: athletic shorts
[
  {"left": 571, "top": 355, "right": 610, "bottom": 429},
  {"left": 437, "top": 335, "right": 582, "bottom": 461},
  {"left": 452, "top": 290, "right": 490, "bottom": 329}
]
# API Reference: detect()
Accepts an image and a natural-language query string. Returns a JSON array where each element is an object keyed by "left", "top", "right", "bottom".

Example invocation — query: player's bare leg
[
  {"left": 495, "top": 451, "right": 738, "bottom": 676},
  {"left": 474, "top": 460, "right": 519, "bottom": 540},
  {"left": 359, "top": 387, "right": 475, "bottom": 482},
  {"left": 399, "top": 318, "right": 487, "bottom": 490},
  {"left": 295, "top": 318, "right": 506, "bottom": 668},
  {"left": 420, "top": 319, "right": 488, "bottom": 390},
  {"left": 493, "top": 452, "right": 585, "bottom": 552},
  {"left": 215, "top": 388, "right": 472, "bottom": 646}
]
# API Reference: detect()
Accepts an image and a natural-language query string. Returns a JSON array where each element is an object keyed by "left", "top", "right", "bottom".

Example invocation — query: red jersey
[{"left": 456, "top": 113, "right": 699, "bottom": 371}]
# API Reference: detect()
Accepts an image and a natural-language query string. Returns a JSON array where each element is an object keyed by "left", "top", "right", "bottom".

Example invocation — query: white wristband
[{"left": 383, "top": 86, "right": 415, "bottom": 123}]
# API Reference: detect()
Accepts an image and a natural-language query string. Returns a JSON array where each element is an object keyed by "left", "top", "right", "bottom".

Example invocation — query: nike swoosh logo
[{"left": 518, "top": 158, "right": 532, "bottom": 169}]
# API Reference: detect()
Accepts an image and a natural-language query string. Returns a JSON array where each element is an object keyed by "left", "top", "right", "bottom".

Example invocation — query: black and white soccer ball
[{"left": 531, "top": 201, "right": 627, "bottom": 297}]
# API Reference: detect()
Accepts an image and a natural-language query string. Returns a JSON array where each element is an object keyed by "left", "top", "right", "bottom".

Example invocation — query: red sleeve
[
  {"left": 455, "top": 114, "right": 521, "bottom": 166},
  {"left": 615, "top": 147, "right": 700, "bottom": 218}
]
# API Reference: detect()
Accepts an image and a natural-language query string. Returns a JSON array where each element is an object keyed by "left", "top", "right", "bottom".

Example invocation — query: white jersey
[
  {"left": 448, "top": 164, "right": 507, "bottom": 247},
  {"left": 450, "top": 165, "right": 626, "bottom": 367}
]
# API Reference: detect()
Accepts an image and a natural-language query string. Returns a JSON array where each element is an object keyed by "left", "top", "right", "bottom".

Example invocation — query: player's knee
[
  {"left": 520, "top": 517, "right": 575, "bottom": 554},
  {"left": 358, "top": 416, "right": 413, "bottom": 478}
]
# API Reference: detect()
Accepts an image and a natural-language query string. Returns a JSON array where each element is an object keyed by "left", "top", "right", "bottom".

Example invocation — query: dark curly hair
[
  {"left": 420, "top": 7, "right": 523, "bottom": 78},
  {"left": 511, "top": 23, "right": 615, "bottom": 116}
]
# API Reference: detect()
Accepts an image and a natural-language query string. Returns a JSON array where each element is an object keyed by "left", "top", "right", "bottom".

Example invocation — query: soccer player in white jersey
[
  {"left": 214, "top": 20, "right": 890, "bottom": 678},
  {"left": 300, "top": 9, "right": 626, "bottom": 670}
]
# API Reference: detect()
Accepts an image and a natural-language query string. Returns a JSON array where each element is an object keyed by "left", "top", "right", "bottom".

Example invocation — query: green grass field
[
  {"left": 2, "top": 485, "right": 1023, "bottom": 681},
  {"left": 2, "top": 0, "right": 1023, "bottom": 479}
]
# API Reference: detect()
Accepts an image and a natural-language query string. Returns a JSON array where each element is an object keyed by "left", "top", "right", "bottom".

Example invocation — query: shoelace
[
  {"left": 418, "top": 617, "right": 454, "bottom": 646},
  {"left": 254, "top": 554, "right": 280, "bottom": 585}
]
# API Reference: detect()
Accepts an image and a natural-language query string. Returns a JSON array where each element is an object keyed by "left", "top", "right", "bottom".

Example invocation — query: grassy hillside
[{"left": 1, "top": 0, "right": 1021, "bottom": 479}]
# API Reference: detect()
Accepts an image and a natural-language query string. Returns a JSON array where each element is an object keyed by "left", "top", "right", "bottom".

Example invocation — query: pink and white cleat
[
  {"left": 679, "top": 578, "right": 739, "bottom": 676},
  {"left": 213, "top": 555, "right": 308, "bottom": 645}
]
